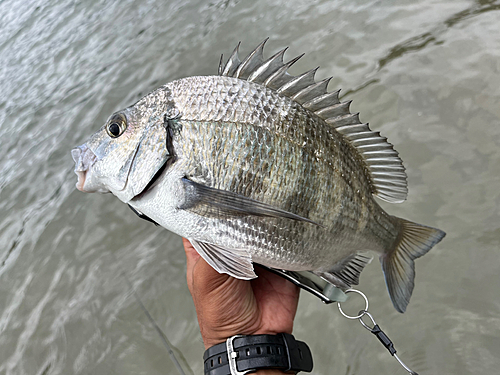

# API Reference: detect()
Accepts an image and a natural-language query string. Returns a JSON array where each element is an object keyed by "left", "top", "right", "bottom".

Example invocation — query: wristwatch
[{"left": 203, "top": 333, "right": 313, "bottom": 375}]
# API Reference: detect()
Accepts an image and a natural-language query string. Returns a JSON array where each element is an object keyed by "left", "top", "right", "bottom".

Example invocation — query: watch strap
[{"left": 203, "top": 333, "right": 313, "bottom": 375}]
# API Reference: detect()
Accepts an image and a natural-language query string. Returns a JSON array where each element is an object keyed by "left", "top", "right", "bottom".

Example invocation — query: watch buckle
[{"left": 226, "top": 335, "right": 251, "bottom": 375}]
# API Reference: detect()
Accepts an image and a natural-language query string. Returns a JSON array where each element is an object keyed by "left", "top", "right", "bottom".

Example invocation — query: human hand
[{"left": 183, "top": 238, "right": 300, "bottom": 374}]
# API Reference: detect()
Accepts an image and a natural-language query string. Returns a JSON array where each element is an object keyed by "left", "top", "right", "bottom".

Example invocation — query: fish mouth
[{"left": 71, "top": 144, "right": 109, "bottom": 193}]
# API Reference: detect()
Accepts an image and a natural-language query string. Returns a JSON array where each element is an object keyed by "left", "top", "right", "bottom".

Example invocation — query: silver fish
[{"left": 72, "top": 39, "right": 445, "bottom": 313}]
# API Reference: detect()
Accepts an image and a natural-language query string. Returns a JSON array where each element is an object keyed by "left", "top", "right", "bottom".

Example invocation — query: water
[{"left": 1, "top": 0, "right": 499, "bottom": 374}]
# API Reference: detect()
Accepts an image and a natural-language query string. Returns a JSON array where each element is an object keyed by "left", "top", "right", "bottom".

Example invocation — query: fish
[{"left": 71, "top": 39, "right": 445, "bottom": 313}]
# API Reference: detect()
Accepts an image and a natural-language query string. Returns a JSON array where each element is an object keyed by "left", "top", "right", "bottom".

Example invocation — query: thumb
[{"left": 182, "top": 237, "right": 230, "bottom": 295}]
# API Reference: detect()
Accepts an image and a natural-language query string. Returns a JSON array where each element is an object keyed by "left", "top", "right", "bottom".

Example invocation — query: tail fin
[{"left": 381, "top": 218, "right": 445, "bottom": 313}]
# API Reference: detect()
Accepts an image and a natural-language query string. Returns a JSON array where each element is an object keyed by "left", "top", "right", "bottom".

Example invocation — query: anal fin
[
  {"left": 189, "top": 239, "right": 257, "bottom": 280},
  {"left": 315, "top": 253, "right": 373, "bottom": 289}
]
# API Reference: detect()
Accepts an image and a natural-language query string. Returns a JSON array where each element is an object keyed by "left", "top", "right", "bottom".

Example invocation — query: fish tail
[{"left": 381, "top": 218, "right": 445, "bottom": 313}]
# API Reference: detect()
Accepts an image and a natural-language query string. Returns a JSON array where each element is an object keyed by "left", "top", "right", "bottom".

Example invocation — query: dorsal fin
[{"left": 218, "top": 40, "right": 408, "bottom": 203}]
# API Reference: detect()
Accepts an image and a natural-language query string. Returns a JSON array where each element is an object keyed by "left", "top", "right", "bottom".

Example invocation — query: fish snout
[
  {"left": 72, "top": 145, "right": 89, "bottom": 191},
  {"left": 71, "top": 144, "right": 107, "bottom": 193}
]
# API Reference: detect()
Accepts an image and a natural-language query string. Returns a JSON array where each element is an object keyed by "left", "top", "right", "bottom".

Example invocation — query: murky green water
[{"left": 1, "top": 0, "right": 499, "bottom": 374}]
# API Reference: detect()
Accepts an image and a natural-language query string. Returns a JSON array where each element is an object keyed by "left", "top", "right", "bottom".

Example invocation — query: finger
[
  {"left": 183, "top": 238, "right": 200, "bottom": 268},
  {"left": 191, "top": 249, "right": 231, "bottom": 296},
  {"left": 183, "top": 237, "right": 229, "bottom": 295},
  {"left": 182, "top": 237, "right": 200, "bottom": 292}
]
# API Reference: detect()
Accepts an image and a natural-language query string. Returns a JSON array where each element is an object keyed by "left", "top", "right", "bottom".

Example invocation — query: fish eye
[{"left": 106, "top": 114, "right": 127, "bottom": 138}]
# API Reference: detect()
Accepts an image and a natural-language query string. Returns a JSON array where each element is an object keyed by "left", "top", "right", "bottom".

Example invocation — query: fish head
[{"left": 72, "top": 89, "right": 175, "bottom": 203}]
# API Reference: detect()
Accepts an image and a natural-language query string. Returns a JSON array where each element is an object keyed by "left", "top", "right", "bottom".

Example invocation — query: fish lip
[{"left": 71, "top": 144, "right": 100, "bottom": 192}]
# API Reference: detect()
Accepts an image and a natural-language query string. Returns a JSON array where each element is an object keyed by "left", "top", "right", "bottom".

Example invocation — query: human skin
[{"left": 183, "top": 238, "right": 301, "bottom": 375}]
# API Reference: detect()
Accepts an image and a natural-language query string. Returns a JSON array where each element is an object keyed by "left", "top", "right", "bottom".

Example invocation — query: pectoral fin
[
  {"left": 180, "top": 177, "right": 321, "bottom": 226},
  {"left": 189, "top": 239, "right": 257, "bottom": 279}
]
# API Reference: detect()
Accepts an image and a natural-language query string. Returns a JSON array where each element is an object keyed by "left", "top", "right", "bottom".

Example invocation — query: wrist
[
  {"left": 203, "top": 333, "right": 313, "bottom": 375},
  {"left": 202, "top": 328, "right": 285, "bottom": 350}
]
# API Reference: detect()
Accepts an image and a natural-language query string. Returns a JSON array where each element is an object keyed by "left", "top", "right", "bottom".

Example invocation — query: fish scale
[
  {"left": 168, "top": 76, "right": 381, "bottom": 263},
  {"left": 72, "top": 40, "right": 445, "bottom": 312}
]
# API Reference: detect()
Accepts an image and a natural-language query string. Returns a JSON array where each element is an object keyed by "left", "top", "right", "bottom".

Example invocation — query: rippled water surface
[{"left": 1, "top": 0, "right": 499, "bottom": 374}]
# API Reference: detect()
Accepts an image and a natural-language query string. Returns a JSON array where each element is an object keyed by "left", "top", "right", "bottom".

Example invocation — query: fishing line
[
  {"left": 262, "top": 267, "right": 419, "bottom": 373},
  {"left": 111, "top": 251, "right": 191, "bottom": 375},
  {"left": 337, "top": 289, "right": 419, "bottom": 375}
]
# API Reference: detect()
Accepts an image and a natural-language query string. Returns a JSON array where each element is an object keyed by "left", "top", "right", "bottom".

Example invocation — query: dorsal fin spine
[
  {"left": 247, "top": 48, "right": 288, "bottom": 83},
  {"left": 219, "top": 40, "right": 408, "bottom": 203},
  {"left": 277, "top": 67, "right": 318, "bottom": 96},
  {"left": 218, "top": 54, "right": 224, "bottom": 75},
  {"left": 221, "top": 42, "right": 241, "bottom": 76},
  {"left": 264, "top": 53, "right": 304, "bottom": 90},
  {"left": 350, "top": 135, "right": 387, "bottom": 144},
  {"left": 234, "top": 38, "right": 268, "bottom": 79},
  {"left": 291, "top": 77, "right": 332, "bottom": 104},
  {"left": 332, "top": 119, "right": 365, "bottom": 131},
  {"left": 343, "top": 130, "right": 374, "bottom": 140},
  {"left": 315, "top": 100, "right": 352, "bottom": 118},
  {"left": 302, "top": 90, "right": 341, "bottom": 111}
]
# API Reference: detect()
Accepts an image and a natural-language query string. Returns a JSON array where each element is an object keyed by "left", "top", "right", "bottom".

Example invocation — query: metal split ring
[{"left": 337, "top": 289, "right": 369, "bottom": 319}]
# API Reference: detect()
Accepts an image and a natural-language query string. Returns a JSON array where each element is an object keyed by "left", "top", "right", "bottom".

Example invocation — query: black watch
[{"left": 203, "top": 333, "right": 313, "bottom": 375}]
